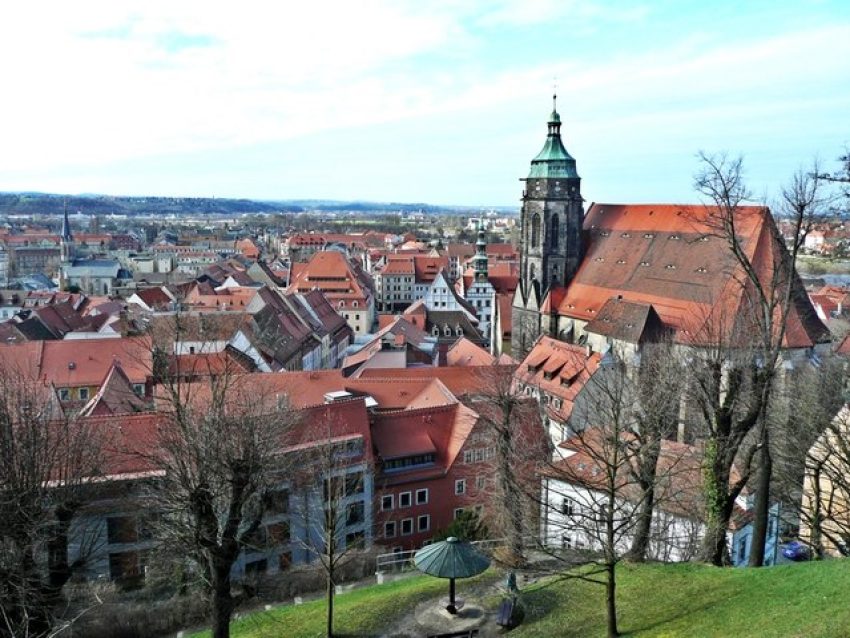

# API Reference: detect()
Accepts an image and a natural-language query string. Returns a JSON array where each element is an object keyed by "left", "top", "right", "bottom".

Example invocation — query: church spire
[
  {"left": 529, "top": 95, "right": 578, "bottom": 180},
  {"left": 61, "top": 199, "right": 73, "bottom": 243},
  {"left": 60, "top": 199, "right": 74, "bottom": 262}
]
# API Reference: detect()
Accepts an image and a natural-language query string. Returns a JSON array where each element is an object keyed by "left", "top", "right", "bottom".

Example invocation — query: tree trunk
[
  {"left": 626, "top": 487, "right": 655, "bottom": 562},
  {"left": 700, "top": 512, "right": 732, "bottom": 566},
  {"left": 626, "top": 439, "right": 661, "bottom": 562},
  {"left": 47, "top": 504, "right": 75, "bottom": 591},
  {"left": 748, "top": 426, "right": 773, "bottom": 567},
  {"left": 211, "top": 564, "right": 234, "bottom": 638},
  {"left": 497, "top": 411, "right": 525, "bottom": 566},
  {"left": 699, "top": 445, "right": 735, "bottom": 566},
  {"left": 326, "top": 565, "right": 335, "bottom": 638},
  {"left": 606, "top": 560, "right": 619, "bottom": 638}
]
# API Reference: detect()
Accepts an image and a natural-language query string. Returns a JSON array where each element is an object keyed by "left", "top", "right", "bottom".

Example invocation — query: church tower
[
  {"left": 60, "top": 201, "right": 74, "bottom": 262},
  {"left": 512, "top": 96, "right": 584, "bottom": 358},
  {"left": 59, "top": 200, "right": 74, "bottom": 290}
]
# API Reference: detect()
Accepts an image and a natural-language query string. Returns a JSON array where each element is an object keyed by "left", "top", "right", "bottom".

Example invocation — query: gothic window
[
  {"left": 529, "top": 263, "right": 537, "bottom": 282},
  {"left": 531, "top": 213, "right": 541, "bottom": 248},
  {"left": 550, "top": 214, "right": 559, "bottom": 249}
]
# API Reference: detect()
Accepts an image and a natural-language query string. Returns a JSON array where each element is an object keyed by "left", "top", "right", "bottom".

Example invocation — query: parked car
[{"left": 781, "top": 540, "right": 811, "bottom": 562}]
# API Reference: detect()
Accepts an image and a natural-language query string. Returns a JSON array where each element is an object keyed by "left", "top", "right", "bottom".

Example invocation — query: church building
[{"left": 512, "top": 97, "right": 829, "bottom": 361}]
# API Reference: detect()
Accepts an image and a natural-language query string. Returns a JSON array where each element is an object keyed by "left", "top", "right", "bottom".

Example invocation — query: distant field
[
  {"left": 797, "top": 255, "right": 850, "bottom": 276},
  {"left": 190, "top": 559, "right": 850, "bottom": 637}
]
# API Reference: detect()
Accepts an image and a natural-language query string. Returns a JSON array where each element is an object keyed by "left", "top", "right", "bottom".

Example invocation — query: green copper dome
[{"left": 529, "top": 97, "right": 578, "bottom": 180}]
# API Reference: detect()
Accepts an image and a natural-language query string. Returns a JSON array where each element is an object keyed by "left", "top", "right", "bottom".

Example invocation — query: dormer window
[{"left": 643, "top": 233, "right": 655, "bottom": 239}]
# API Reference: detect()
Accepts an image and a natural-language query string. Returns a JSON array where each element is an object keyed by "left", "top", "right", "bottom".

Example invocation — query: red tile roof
[
  {"left": 515, "top": 336, "right": 602, "bottom": 422},
  {"left": 445, "top": 337, "right": 497, "bottom": 367},
  {"left": 558, "top": 204, "right": 828, "bottom": 347}
]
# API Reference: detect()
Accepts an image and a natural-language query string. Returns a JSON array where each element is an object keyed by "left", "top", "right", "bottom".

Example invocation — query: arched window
[
  {"left": 550, "top": 214, "right": 559, "bottom": 249},
  {"left": 531, "top": 213, "right": 541, "bottom": 248},
  {"left": 529, "top": 263, "right": 537, "bottom": 282}
]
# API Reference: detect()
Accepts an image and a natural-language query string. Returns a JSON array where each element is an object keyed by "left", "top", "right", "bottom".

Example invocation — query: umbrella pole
[{"left": 448, "top": 577, "right": 457, "bottom": 614}]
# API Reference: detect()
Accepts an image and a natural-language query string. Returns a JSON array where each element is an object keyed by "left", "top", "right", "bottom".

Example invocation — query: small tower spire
[
  {"left": 473, "top": 218, "right": 488, "bottom": 282},
  {"left": 60, "top": 199, "right": 74, "bottom": 262}
]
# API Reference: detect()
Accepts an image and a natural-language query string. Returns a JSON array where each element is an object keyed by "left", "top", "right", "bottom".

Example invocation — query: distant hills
[{"left": 0, "top": 192, "right": 517, "bottom": 217}]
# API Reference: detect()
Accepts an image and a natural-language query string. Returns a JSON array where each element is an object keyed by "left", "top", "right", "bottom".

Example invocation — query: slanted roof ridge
[{"left": 375, "top": 402, "right": 458, "bottom": 418}]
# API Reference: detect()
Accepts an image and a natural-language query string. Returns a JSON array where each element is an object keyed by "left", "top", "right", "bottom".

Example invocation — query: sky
[{"left": 1, "top": 0, "right": 848, "bottom": 207}]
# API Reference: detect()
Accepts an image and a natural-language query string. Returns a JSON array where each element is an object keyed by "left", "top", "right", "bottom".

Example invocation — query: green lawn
[
  {"left": 190, "top": 571, "right": 495, "bottom": 638},
  {"left": 191, "top": 560, "right": 850, "bottom": 638},
  {"left": 515, "top": 560, "right": 850, "bottom": 638}
]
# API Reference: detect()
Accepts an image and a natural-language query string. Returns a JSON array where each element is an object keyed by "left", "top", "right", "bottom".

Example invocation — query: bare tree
[
  {"left": 817, "top": 148, "right": 850, "bottom": 199},
  {"left": 691, "top": 152, "right": 827, "bottom": 566},
  {"left": 624, "top": 339, "right": 686, "bottom": 562},
  {"left": 142, "top": 366, "right": 298, "bottom": 638},
  {"left": 537, "top": 356, "right": 703, "bottom": 638},
  {"left": 471, "top": 363, "right": 544, "bottom": 567},
  {"left": 0, "top": 364, "right": 104, "bottom": 637},
  {"left": 778, "top": 357, "right": 849, "bottom": 557},
  {"left": 288, "top": 411, "right": 373, "bottom": 638}
]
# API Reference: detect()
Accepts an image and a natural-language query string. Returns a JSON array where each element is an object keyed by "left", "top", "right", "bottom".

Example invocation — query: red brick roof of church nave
[{"left": 555, "top": 203, "right": 828, "bottom": 348}]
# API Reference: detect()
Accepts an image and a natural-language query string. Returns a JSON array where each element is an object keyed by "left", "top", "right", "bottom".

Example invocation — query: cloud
[{"left": 0, "top": 0, "right": 847, "bottom": 205}]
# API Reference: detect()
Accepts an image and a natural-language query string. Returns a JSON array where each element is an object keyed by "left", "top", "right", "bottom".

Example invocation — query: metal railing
[{"left": 375, "top": 536, "right": 538, "bottom": 573}]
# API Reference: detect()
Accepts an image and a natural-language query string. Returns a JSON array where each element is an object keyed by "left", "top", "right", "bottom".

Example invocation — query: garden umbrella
[{"left": 414, "top": 537, "right": 490, "bottom": 614}]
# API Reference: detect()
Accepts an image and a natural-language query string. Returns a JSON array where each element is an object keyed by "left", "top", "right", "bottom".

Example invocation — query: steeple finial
[{"left": 552, "top": 75, "right": 559, "bottom": 113}]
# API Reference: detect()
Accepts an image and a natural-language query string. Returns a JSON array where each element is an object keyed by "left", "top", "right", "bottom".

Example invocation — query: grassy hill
[{"left": 192, "top": 559, "right": 850, "bottom": 638}]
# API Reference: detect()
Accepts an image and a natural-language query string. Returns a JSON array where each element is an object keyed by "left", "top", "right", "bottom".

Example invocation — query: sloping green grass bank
[
  {"left": 193, "top": 559, "right": 850, "bottom": 637},
  {"left": 515, "top": 560, "right": 850, "bottom": 638}
]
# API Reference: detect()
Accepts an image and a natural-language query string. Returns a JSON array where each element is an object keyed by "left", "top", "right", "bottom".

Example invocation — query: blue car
[{"left": 781, "top": 540, "right": 811, "bottom": 562}]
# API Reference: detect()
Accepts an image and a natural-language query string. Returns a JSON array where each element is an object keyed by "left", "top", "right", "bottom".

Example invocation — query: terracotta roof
[
  {"left": 462, "top": 261, "right": 519, "bottom": 295},
  {"left": 1, "top": 337, "right": 152, "bottom": 388},
  {"left": 515, "top": 336, "right": 602, "bottom": 422},
  {"left": 79, "top": 362, "right": 147, "bottom": 417},
  {"left": 445, "top": 244, "right": 476, "bottom": 259},
  {"left": 372, "top": 400, "right": 479, "bottom": 472},
  {"left": 413, "top": 255, "right": 450, "bottom": 283},
  {"left": 445, "top": 337, "right": 497, "bottom": 367},
  {"left": 380, "top": 256, "right": 415, "bottom": 276},
  {"left": 358, "top": 364, "right": 517, "bottom": 399},
  {"left": 286, "top": 250, "right": 373, "bottom": 306},
  {"left": 583, "top": 297, "right": 667, "bottom": 343},
  {"left": 836, "top": 334, "right": 850, "bottom": 356},
  {"left": 425, "top": 310, "right": 484, "bottom": 343},
  {"left": 132, "top": 287, "right": 173, "bottom": 310},
  {"left": 557, "top": 203, "right": 828, "bottom": 347}
]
